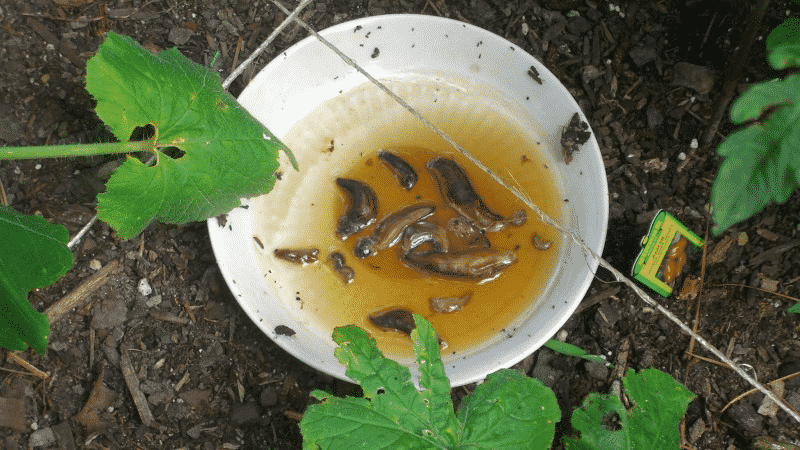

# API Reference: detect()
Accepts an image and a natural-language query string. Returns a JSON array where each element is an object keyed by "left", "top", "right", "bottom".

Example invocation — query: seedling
[
  {"left": 300, "top": 314, "right": 695, "bottom": 450},
  {"left": 711, "top": 17, "right": 800, "bottom": 235},
  {"left": 0, "top": 32, "right": 294, "bottom": 352},
  {"left": 300, "top": 314, "right": 560, "bottom": 449}
]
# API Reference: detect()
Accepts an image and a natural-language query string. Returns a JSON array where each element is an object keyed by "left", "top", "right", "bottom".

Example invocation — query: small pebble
[
  {"left": 146, "top": 294, "right": 162, "bottom": 308},
  {"left": 138, "top": 278, "right": 153, "bottom": 296},
  {"left": 28, "top": 428, "right": 56, "bottom": 448},
  {"left": 757, "top": 380, "right": 784, "bottom": 417},
  {"left": 168, "top": 27, "right": 194, "bottom": 46},
  {"left": 89, "top": 259, "right": 103, "bottom": 271}
]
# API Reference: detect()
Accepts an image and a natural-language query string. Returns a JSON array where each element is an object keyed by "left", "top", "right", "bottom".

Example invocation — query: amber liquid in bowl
[{"left": 252, "top": 76, "right": 564, "bottom": 358}]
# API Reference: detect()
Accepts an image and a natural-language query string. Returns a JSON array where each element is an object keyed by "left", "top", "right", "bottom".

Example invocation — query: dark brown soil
[{"left": 1, "top": 1, "right": 799, "bottom": 449}]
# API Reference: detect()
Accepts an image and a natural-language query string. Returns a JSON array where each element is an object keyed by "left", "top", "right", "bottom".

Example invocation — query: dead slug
[
  {"left": 429, "top": 292, "right": 473, "bottom": 313},
  {"left": 274, "top": 248, "right": 320, "bottom": 265},
  {"left": 329, "top": 251, "right": 355, "bottom": 284},
  {"left": 401, "top": 221, "right": 450, "bottom": 255},
  {"left": 368, "top": 307, "right": 447, "bottom": 348},
  {"left": 379, "top": 150, "right": 418, "bottom": 190},
  {"left": 335, "top": 178, "right": 379, "bottom": 240},
  {"left": 427, "top": 157, "right": 526, "bottom": 232},
  {"left": 403, "top": 247, "right": 517, "bottom": 283},
  {"left": 354, "top": 203, "right": 435, "bottom": 258}
]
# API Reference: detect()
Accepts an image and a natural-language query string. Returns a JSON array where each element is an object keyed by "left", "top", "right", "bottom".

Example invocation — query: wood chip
[
  {"left": 53, "top": 0, "right": 92, "bottom": 6},
  {"left": 149, "top": 310, "right": 191, "bottom": 325},
  {"left": 756, "top": 228, "right": 782, "bottom": 241},
  {"left": 74, "top": 366, "right": 118, "bottom": 433},
  {"left": 750, "top": 240, "right": 800, "bottom": 266},
  {"left": 179, "top": 388, "right": 212, "bottom": 409},
  {"left": 707, "top": 234, "right": 736, "bottom": 265},
  {"left": 175, "top": 371, "right": 190, "bottom": 392},
  {"left": 612, "top": 338, "right": 630, "bottom": 381},
  {"left": 45, "top": 259, "right": 121, "bottom": 324},
  {"left": 120, "top": 348, "right": 154, "bottom": 427},
  {"left": 760, "top": 277, "right": 779, "bottom": 292}
]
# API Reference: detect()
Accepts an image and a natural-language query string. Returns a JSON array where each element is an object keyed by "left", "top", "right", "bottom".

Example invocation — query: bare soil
[{"left": 1, "top": 0, "right": 799, "bottom": 449}]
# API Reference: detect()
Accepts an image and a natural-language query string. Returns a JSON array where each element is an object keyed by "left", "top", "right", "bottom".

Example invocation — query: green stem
[{"left": 0, "top": 139, "right": 154, "bottom": 160}]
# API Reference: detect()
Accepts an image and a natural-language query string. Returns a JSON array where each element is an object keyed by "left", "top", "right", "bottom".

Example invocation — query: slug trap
[{"left": 632, "top": 211, "right": 704, "bottom": 297}]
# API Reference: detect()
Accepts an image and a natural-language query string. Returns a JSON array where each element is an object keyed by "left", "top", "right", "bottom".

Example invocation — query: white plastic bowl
[{"left": 208, "top": 14, "right": 608, "bottom": 387}]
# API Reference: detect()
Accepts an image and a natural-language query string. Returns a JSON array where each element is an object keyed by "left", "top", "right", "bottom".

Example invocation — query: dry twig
[
  {"left": 721, "top": 370, "right": 800, "bottom": 414},
  {"left": 6, "top": 351, "right": 48, "bottom": 379},
  {"left": 44, "top": 259, "right": 121, "bottom": 324},
  {"left": 120, "top": 348, "right": 154, "bottom": 427}
]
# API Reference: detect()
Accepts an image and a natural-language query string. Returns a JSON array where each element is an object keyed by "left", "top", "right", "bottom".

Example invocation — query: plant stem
[{"left": 0, "top": 139, "right": 153, "bottom": 160}]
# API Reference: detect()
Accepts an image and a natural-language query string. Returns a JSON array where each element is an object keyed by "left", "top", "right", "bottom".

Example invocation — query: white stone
[
  {"left": 29, "top": 428, "right": 56, "bottom": 448},
  {"left": 757, "top": 380, "right": 784, "bottom": 417},
  {"left": 146, "top": 294, "right": 162, "bottom": 307},
  {"left": 138, "top": 278, "right": 153, "bottom": 296}
]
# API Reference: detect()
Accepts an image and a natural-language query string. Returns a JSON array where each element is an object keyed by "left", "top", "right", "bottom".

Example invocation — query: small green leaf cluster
[
  {"left": 0, "top": 33, "right": 293, "bottom": 352},
  {"left": 300, "top": 315, "right": 695, "bottom": 450},
  {"left": 711, "top": 17, "right": 800, "bottom": 235}
]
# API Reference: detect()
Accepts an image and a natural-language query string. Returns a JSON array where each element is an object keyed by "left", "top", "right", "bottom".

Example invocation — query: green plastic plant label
[{"left": 632, "top": 211, "right": 703, "bottom": 297}]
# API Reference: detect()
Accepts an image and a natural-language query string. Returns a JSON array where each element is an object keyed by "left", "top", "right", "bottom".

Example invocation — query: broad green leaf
[
  {"left": 710, "top": 18, "right": 800, "bottom": 235},
  {"left": 728, "top": 76, "right": 800, "bottom": 124},
  {"left": 0, "top": 206, "right": 73, "bottom": 353},
  {"left": 456, "top": 369, "right": 560, "bottom": 449},
  {"left": 767, "top": 16, "right": 800, "bottom": 70},
  {"left": 544, "top": 339, "right": 613, "bottom": 367},
  {"left": 300, "top": 315, "right": 456, "bottom": 449},
  {"left": 711, "top": 90, "right": 800, "bottom": 235},
  {"left": 563, "top": 368, "right": 695, "bottom": 450},
  {"left": 300, "top": 315, "right": 560, "bottom": 449},
  {"left": 87, "top": 32, "right": 296, "bottom": 239},
  {"left": 789, "top": 302, "right": 800, "bottom": 314}
]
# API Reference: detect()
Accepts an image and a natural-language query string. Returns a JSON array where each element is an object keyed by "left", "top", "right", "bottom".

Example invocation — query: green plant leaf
[
  {"left": 300, "top": 315, "right": 456, "bottom": 449},
  {"left": 544, "top": 339, "right": 613, "bottom": 367},
  {"left": 299, "top": 315, "right": 560, "bottom": 449},
  {"left": 412, "top": 315, "right": 460, "bottom": 445},
  {"left": 563, "top": 368, "right": 695, "bottom": 450},
  {"left": 87, "top": 32, "right": 296, "bottom": 239},
  {"left": 728, "top": 77, "right": 800, "bottom": 124},
  {"left": 767, "top": 16, "right": 800, "bottom": 70},
  {"left": 0, "top": 206, "right": 73, "bottom": 353},
  {"left": 711, "top": 83, "right": 800, "bottom": 235},
  {"left": 788, "top": 302, "right": 800, "bottom": 314},
  {"left": 710, "top": 17, "right": 800, "bottom": 235},
  {"left": 457, "top": 369, "right": 560, "bottom": 449}
]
